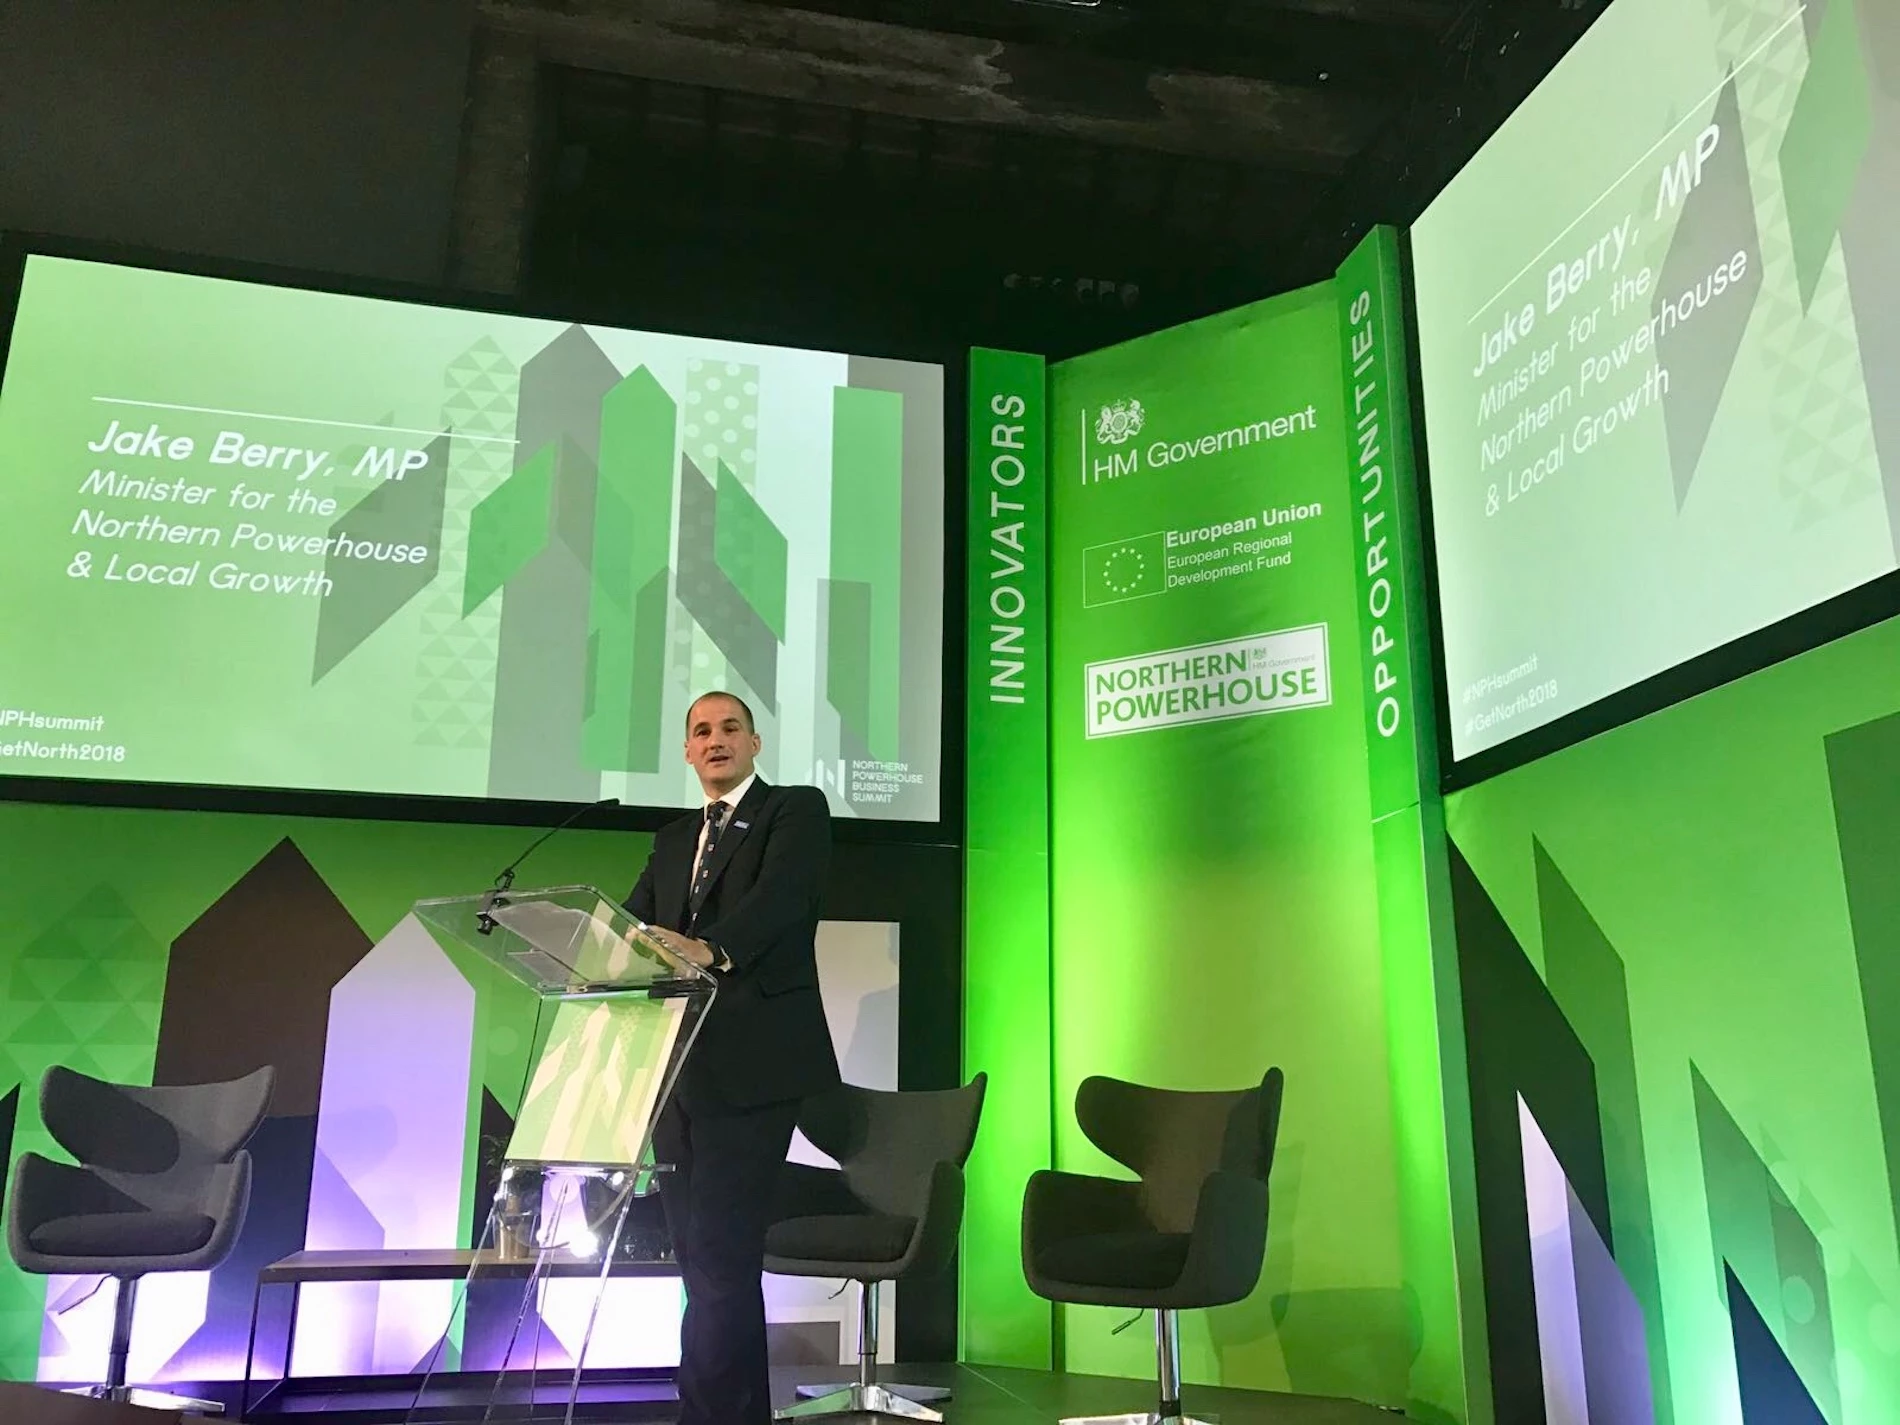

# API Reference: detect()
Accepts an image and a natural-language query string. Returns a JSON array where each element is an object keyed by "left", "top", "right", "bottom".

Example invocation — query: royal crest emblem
[{"left": 1095, "top": 398, "right": 1145, "bottom": 446}]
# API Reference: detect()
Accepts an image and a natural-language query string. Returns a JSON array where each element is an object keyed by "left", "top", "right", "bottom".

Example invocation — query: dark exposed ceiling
[{"left": 454, "top": 0, "right": 1608, "bottom": 352}]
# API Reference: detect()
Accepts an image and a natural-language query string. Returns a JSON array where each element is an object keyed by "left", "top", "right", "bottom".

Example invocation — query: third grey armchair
[{"left": 1022, "top": 1068, "right": 1285, "bottom": 1425}]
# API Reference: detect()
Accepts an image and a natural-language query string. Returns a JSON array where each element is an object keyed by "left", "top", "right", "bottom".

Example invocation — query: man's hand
[{"left": 646, "top": 925, "right": 717, "bottom": 969}]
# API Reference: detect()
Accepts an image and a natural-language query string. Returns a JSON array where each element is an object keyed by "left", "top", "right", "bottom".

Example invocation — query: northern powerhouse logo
[{"left": 1085, "top": 625, "right": 1330, "bottom": 738}]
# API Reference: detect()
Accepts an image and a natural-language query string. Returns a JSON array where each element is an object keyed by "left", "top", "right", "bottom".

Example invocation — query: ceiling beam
[
  {"left": 1261, "top": 0, "right": 1456, "bottom": 27},
  {"left": 794, "top": 0, "right": 1459, "bottom": 38},
  {"left": 478, "top": 0, "right": 1382, "bottom": 170}
]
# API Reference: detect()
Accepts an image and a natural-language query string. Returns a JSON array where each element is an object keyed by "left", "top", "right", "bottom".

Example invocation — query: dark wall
[
  {"left": 526, "top": 68, "right": 1297, "bottom": 361},
  {"left": 0, "top": 0, "right": 475, "bottom": 283}
]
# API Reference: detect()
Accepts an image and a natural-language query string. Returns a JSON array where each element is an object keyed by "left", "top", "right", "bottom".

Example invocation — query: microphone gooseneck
[{"left": 477, "top": 796, "right": 620, "bottom": 935}]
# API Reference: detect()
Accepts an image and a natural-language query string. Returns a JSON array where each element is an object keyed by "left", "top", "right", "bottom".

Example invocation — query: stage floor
[
  {"left": 248, "top": 1363, "right": 1401, "bottom": 1422},
  {"left": 3, "top": 1365, "right": 1405, "bottom": 1424},
  {"left": 818, "top": 1363, "right": 1403, "bottom": 1423}
]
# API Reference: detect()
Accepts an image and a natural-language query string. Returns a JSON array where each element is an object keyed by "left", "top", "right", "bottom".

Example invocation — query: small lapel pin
[{"left": 733, "top": 820, "right": 750, "bottom": 831}]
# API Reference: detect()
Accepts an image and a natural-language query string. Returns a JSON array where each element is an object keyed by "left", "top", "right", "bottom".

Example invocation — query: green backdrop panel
[
  {"left": 962, "top": 349, "right": 1055, "bottom": 1368},
  {"left": 0, "top": 799, "right": 650, "bottom": 1381},
  {"left": 1046, "top": 283, "right": 1413, "bottom": 1405},
  {"left": 1446, "top": 608, "right": 1900, "bottom": 1423}
]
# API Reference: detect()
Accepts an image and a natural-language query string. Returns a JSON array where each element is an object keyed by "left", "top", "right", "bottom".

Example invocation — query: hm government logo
[{"left": 1095, "top": 398, "right": 1145, "bottom": 446}]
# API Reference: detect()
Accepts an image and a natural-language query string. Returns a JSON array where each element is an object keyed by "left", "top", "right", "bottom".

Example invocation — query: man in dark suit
[{"left": 627, "top": 690, "right": 838, "bottom": 1425}]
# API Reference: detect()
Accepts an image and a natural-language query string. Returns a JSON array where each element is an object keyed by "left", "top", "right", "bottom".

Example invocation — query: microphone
[{"left": 478, "top": 796, "right": 620, "bottom": 934}]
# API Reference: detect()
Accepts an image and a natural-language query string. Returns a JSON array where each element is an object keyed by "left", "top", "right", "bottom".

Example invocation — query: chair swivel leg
[
  {"left": 104, "top": 1275, "right": 136, "bottom": 1401},
  {"left": 85, "top": 1276, "right": 226, "bottom": 1416},
  {"left": 1153, "top": 1307, "right": 1215, "bottom": 1425},
  {"left": 1058, "top": 1309, "right": 1215, "bottom": 1425},
  {"left": 790, "top": 1276, "right": 954, "bottom": 1410},
  {"left": 775, "top": 1280, "right": 943, "bottom": 1421}
]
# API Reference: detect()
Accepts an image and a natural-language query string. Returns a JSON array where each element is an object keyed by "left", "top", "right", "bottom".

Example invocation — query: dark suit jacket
[{"left": 626, "top": 777, "right": 840, "bottom": 1114}]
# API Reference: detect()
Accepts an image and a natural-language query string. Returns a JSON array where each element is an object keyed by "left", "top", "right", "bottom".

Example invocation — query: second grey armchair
[{"left": 764, "top": 1075, "right": 987, "bottom": 1422}]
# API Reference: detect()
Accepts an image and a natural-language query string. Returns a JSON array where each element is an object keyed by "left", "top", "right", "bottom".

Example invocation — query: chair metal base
[
  {"left": 73, "top": 1384, "right": 226, "bottom": 1415},
  {"left": 73, "top": 1277, "right": 226, "bottom": 1414},
  {"left": 1057, "top": 1308, "right": 1217, "bottom": 1425},
  {"left": 776, "top": 1382, "right": 943, "bottom": 1421},
  {"left": 795, "top": 1379, "right": 951, "bottom": 1403}
]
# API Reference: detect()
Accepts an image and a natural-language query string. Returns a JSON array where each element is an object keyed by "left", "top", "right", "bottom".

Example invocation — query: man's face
[{"left": 684, "top": 696, "right": 760, "bottom": 796}]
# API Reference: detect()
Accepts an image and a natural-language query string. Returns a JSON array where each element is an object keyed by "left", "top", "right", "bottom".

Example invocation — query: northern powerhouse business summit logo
[{"left": 1085, "top": 625, "right": 1331, "bottom": 738}]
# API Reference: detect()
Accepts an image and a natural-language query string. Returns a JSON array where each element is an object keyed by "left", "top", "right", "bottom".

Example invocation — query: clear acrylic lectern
[{"left": 403, "top": 886, "right": 716, "bottom": 1424}]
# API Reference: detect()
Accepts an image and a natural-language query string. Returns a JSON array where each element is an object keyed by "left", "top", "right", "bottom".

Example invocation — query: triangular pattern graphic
[
  {"left": 1706, "top": 0, "right": 1883, "bottom": 529},
  {"left": 89, "top": 1005, "right": 160, "bottom": 1046},
  {"left": 9, "top": 958, "right": 84, "bottom": 1001},
  {"left": 5, "top": 1005, "right": 80, "bottom": 1046},
  {"left": 0, "top": 884, "right": 168, "bottom": 1382},
  {"left": 1692, "top": 1065, "right": 1847, "bottom": 1418},
  {"left": 1726, "top": 1264, "right": 1827, "bottom": 1424},
  {"left": 413, "top": 338, "right": 519, "bottom": 751}
]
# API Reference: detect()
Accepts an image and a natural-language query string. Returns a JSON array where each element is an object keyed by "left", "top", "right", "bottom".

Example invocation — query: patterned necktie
[{"left": 692, "top": 801, "right": 728, "bottom": 910}]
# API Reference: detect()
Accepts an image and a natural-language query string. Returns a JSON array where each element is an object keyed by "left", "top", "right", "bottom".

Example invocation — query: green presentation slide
[
  {"left": 1412, "top": 0, "right": 1900, "bottom": 760},
  {"left": 0, "top": 256, "right": 945, "bottom": 818}
]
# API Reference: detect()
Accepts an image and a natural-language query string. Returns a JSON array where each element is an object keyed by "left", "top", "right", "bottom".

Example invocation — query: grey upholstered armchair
[
  {"left": 7, "top": 1065, "right": 275, "bottom": 1416},
  {"left": 764, "top": 1075, "right": 986, "bottom": 1422},
  {"left": 1022, "top": 1068, "right": 1285, "bottom": 1425}
]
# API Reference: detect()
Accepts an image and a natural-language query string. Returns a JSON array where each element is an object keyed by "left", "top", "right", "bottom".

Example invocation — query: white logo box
[{"left": 1085, "top": 624, "right": 1331, "bottom": 739}]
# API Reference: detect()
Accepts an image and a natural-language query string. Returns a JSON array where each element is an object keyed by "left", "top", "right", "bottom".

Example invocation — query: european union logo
[{"left": 1083, "top": 531, "right": 1166, "bottom": 607}]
